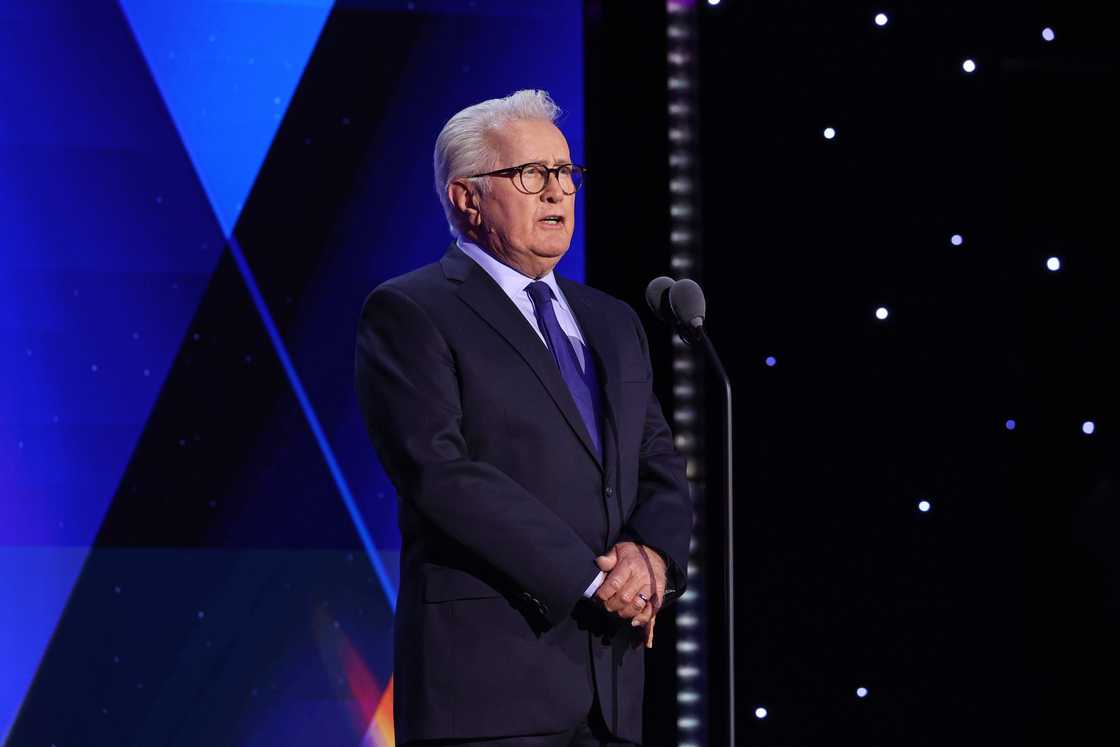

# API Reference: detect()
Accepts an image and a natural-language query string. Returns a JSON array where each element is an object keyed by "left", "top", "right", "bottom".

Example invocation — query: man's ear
[{"left": 448, "top": 179, "right": 482, "bottom": 228}]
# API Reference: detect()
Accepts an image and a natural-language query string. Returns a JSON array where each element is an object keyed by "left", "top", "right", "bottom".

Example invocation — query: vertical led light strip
[{"left": 666, "top": 3, "right": 708, "bottom": 747}]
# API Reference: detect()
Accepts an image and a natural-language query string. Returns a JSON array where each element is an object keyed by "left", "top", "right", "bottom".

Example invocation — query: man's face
[{"left": 470, "top": 119, "right": 575, "bottom": 278}]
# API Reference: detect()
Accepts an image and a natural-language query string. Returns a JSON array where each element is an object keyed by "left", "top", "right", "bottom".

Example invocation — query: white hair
[{"left": 433, "top": 89, "right": 562, "bottom": 238}]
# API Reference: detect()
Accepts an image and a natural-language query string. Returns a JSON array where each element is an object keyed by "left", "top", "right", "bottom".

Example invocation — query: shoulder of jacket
[
  {"left": 361, "top": 261, "right": 450, "bottom": 309},
  {"left": 563, "top": 279, "right": 640, "bottom": 320}
]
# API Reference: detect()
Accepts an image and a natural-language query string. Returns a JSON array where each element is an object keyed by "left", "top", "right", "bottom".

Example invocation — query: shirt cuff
[{"left": 582, "top": 570, "right": 606, "bottom": 598}]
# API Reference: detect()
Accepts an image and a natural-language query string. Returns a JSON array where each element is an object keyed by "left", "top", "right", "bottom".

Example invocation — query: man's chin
[{"left": 533, "top": 237, "right": 572, "bottom": 258}]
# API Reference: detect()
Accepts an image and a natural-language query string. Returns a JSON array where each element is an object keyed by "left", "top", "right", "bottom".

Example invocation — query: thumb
[{"left": 596, "top": 547, "right": 618, "bottom": 571}]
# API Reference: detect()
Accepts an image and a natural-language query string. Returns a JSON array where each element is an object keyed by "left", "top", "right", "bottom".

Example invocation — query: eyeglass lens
[{"left": 520, "top": 164, "right": 583, "bottom": 194}]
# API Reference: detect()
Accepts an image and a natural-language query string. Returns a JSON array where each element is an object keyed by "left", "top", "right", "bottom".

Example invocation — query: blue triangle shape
[{"left": 119, "top": 0, "right": 334, "bottom": 235}]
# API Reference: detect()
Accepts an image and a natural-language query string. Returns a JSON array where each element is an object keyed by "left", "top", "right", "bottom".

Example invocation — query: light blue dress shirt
[{"left": 456, "top": 237, "right": 607, "bottom": 599}]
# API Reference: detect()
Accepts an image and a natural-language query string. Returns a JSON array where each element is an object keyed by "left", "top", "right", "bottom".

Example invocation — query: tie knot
[{"left": 526, "top": 280, "right": 553, "bottom": 307}]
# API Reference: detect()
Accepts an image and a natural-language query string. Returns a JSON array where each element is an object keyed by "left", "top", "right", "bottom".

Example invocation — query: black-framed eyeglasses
[{"left": 465, "top": 162, "right": 587, "bottom": 195}]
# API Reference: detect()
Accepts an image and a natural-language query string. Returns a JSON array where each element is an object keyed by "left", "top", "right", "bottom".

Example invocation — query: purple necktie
[{"left": 526, "top": 281, "right": 602, "bottom": 459}]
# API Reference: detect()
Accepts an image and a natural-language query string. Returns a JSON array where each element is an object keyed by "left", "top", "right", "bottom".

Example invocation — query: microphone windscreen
[
  {"left": 669, "top": 278, "right": 706, "bottom": 326},
  {"left": 644, "top": 276, "right": 676, "bottom": 322}
]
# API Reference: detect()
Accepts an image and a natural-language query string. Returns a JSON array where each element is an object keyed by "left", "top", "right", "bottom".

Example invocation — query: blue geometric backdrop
[{"left": 0, "top": 1, "right": 583, "bottom": 743}]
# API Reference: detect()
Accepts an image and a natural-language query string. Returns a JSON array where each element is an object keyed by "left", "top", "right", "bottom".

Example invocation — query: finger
[
  {"left": 596, "top": 565, "right": 633, "bottom": 608},
  {"left": 629, "top": 602, "right": 654, "bottom": 626},
  {"left": 645, "top": 614, "right": 657, "bottom": 648},
  {"left": 595, "top": 554, "right": 616, "bottom": 572},
  {"left": 628, "top": 583, "right": 662, "bottom": 627},
  {"left": 612, "top": 573, "right": 650, "bottom": 615},
  {"left": 604, "top": 579, "right": 646, "bottom": 615},
  {"left": 603, "top": 576, "right": 639, "bottom": 613},
  {"left": 611, "top": 594, "right": 646, "bottom": 619},
  {"left": 603, "top": 559, "right": 652, "bottom": 614},
  {"left": 595, "top": 546, "right": 620, "bottom": 575}
]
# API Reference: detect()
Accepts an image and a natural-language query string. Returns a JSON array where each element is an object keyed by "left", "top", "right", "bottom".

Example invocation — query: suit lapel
[
  {"left": 442, "top": 244, "right": 604, "bottom": 471},
  {"left": 557, "top": 278, "right": 624, "bottom": 469}
]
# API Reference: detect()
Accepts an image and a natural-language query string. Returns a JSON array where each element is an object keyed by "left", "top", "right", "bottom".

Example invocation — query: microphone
[
  {"left": 668, "top": 279, "right": 706, "bottom": 344},
  {"left": 644, "top": 276, "right": 676, "bottom": 323},
  {"left": 645, "top": 276, "right": 707, "bottom": 345}
]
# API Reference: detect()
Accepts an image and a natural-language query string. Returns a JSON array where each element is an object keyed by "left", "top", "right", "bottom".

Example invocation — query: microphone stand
[{"left": 682, "top": 323, "right": 735, "bottom": 747}]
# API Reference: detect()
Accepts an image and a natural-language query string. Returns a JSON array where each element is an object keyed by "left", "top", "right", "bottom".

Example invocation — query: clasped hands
[{"left": 593, "top": 541, "right": 666, "bottom": 648}]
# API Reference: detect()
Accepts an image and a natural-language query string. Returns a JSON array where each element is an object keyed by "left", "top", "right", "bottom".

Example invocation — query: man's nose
[{"left": 540, "top": 173, "right": 564, "bottom": 202}]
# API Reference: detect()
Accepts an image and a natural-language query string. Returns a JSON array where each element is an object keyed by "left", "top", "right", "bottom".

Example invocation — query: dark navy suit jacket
[{"left": 354, "top": 242, "right": 692, "bottom": 744}]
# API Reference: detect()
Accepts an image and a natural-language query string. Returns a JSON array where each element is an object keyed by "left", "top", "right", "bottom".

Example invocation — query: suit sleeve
[
  {"left": 354, "top": 283, "right": 600, "bottom": 626},
  {"left": 617, "top": 308, "right": 694, "bottom": 606}
]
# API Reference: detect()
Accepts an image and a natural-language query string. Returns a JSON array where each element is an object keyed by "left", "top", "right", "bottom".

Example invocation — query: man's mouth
[{"left": 539, "top": 215, "right": 565, "bottom": 225}]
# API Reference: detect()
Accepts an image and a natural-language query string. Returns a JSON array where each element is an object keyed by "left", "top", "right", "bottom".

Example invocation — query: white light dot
[
  {"left": 875, "top": 306, "right": 889, "bottom": 320},
  {"left": 874, "top": 13, "right": 888, "bottom": 27},
  {"left": 707, "top": 0, "right": 720, "bottom": 6},
  {"left": 91, "top": 364, "right": 98, "bottom": 372},
  {"left": 755, "top": 707, "right": 768, "bottom": 719},
  {"left": 950, "top": 234, "right": 963, "bottom": 246},
  {"left": 765, "top": 356, "right": 777, "bottom": 367},
  {"left": 1046, "top": 256, "right": 1061, "bottom": 271},
  {"left": 918, "top": 500, "right": 931, "bottom": 513},
  {"left": 857, "top": 686, "right": 869, "bottom": 698},
  {"left": 1005, "top": 419, "right": 1017, "bottom": 430},
  {"left": 1042, "top": 27, "right": 1055, "bottom": 42},
  {"left": 962, "top": 58, "right": 977, "bottom": 73},
  {"left": 823, "top": 127, "right": 836, "bottom": 140},
  {"left": 1082, "top": 421, "right": 1096, "bottom": 435}
]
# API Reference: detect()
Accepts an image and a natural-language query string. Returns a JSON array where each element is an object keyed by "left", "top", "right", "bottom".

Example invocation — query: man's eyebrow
[{"left": 524, "top": 158, "right": 573, "bottom": 165}]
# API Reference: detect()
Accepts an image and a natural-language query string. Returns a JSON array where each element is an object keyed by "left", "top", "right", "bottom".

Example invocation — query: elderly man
[{"left": 354, "top": 89, "right": 692, "bottom": 747}]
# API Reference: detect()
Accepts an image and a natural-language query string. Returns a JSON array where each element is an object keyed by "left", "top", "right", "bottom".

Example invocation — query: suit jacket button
[{"left": 604, "top": 486, "right": 614, "bottom": 498}]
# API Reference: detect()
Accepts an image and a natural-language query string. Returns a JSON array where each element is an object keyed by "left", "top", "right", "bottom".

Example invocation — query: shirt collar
[{"left": 456, "top": 237, "right": 564, "bottom": 302}]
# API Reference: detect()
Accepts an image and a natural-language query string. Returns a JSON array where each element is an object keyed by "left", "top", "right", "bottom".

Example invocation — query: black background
[{"left": 588, "top": 1, "right": 1117, "bottom": 744}]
